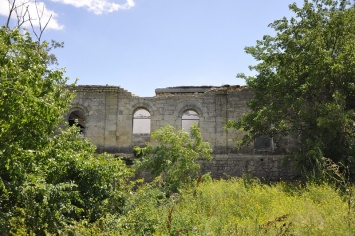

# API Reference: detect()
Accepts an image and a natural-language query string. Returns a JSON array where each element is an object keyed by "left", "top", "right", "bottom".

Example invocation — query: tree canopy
[
  {"left": 227, "top": 0, "right": 355, "bottom": 175},
  {"left": 0, "top": 25, "right": 134, "bottom": 234}
]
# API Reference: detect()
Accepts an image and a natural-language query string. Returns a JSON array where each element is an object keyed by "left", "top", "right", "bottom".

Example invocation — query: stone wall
[
  {"left": 200, "top": 154, "right": 298, "bottom": 181},
  {"left": 68, "top": 85, "right": 299, "bottom": 180}
]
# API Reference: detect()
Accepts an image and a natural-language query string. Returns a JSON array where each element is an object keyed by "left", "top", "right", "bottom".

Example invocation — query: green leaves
[
  {"left": 136, "top": 124, "right": 213, "bottom": 193},
  {"left": 232, "top": 0, "right": 355, "bottom": 175},
  {"left": 0, "top": 26, "right": 135, "bottom": 234},
  {"left": 0, "top": 27, "right": 73, "bottom": 152}
]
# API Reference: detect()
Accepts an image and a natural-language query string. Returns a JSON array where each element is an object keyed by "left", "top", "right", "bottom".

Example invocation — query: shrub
[{"left": 136, "top": 124, "right": 213, "bottom": 193}]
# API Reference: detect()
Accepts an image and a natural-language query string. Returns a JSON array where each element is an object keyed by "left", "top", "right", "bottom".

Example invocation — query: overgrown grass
[
  {"left": 66, "top": 178, "right": 355, "bottom": 235},
  {"left": 165, "top": 179, "right": 354, "bottom": 235}
]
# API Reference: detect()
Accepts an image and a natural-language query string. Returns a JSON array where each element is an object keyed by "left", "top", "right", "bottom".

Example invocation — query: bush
[
  {"left": 136, "top": 124, "right": 213, "bottom": 194},
  {"left": 1, "top": 126, "right": 135, "bottom": 235}
]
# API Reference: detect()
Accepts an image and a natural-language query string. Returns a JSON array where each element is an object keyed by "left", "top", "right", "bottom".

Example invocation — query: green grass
[
  {"left": 163, "top": 179, "right": 354, "bottom": 235},
  {"left": 65, "top": 178, "right": 355, "bottom": 235}
]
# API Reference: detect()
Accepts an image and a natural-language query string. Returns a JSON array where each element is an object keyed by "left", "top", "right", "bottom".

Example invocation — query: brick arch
[
  {"left": 177, "top": 104, "right": 204, "bottom": 118},
  {"left": 66, "top": 104, "right": 89, "bottom": 122},
  {"left": 130, "top": 102, "right": 155, "bottom": 116},
  {"left": 67, "top": 105, "right": 89, "bottom": 134},
  {"left": 69, "top": 104, "right": 89, "bottom": 116}
]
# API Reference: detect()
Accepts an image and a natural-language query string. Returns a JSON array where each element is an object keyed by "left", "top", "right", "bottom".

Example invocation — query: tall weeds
[{"left": 62, "top": 177, "right": 355, "bottom": 235}]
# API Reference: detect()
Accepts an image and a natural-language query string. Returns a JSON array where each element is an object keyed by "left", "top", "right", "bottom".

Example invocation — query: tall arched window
[
  {"left": 68, "top": 109, "right": 86, "bottom": 134},
  {"left": 182, "top": 109, "right": 199, "bottom": 132},
  {"left": 133, "top": 108, "right": 151, "bottom": 134}
]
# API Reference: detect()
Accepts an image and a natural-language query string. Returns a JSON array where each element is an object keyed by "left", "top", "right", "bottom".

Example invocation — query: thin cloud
[
  {"left": 0, "top": 0, "right": 63, "bottom": 30},
  {"left": 51, "top": 0, "right": 136, "bottom": 15}
]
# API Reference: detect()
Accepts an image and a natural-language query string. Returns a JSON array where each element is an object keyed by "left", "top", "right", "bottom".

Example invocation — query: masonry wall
[
  {"left": 69, "top": 85, "right": 299, "bottom": 180},
  {"left": 200, "top": 154, "right": 298, "bottom": 181}
]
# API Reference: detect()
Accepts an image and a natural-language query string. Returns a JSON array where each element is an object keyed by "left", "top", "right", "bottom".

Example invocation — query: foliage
[
  {"left": 227, "top": 0, "right": 355, "bottom": 176},
  {"left": 0, "top": 25, "right": 72, "bottom": 234},
  {"left": 161, "top": 179, "right": 355, "bottom": 235},
  {"left": 0, "top": 26, "right": 135, "bottom": 234},
  {"left": 45, "top": 127, "right": 135, "bottom": 221},
  {"left": 68, "top": 179, "right": 355, "bottom": 235},
  {"left": 0, "top": 125, "right": 135, "bottom": 235},
  {"left": 61, "top": 177, "right": 169, "bottom": 235},
  {"left": 0, "top": 26, "right": 71, "bottom": 151},
  {"left": 136, "top": 124, "right": 213, "bottom": 193}
]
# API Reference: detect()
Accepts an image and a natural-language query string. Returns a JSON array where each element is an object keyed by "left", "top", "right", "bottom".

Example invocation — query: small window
[
  {"left": 68, "top": 110, "right": 86, "bottom": 134},
  {"left": 133, "top": 109, "right": 151, "bottom": 134},
  {"left": 182, "top": 110, "right": 199, "bottom": 132},
  {"left": 255, "top": 135, "right": 273, "bottom": 150}
]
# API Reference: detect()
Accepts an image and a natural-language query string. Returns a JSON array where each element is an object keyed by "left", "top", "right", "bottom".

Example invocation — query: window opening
[
  {"left": 254, "top": 135, "right": 272, "bottom": 150},
  {"left": 68, "top": 110, "right": 86, "bottom": 134},
  {"left": 133, "top": 109, "right": 151, "bottom": 134},
  {"left": 182, "top": 110, "right": 199, "bottom": 132}
]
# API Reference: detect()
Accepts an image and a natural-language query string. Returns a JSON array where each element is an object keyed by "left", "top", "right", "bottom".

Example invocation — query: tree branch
[{"left": 5, "top": 0, "right": 52, "bottom": 43}]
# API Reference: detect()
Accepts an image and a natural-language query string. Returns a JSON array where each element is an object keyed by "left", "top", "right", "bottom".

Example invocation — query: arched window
[
  {"left": 133, "top": 108, "right": 151, "bottom": 134},
  {"left": 68, "top": 109, "right": 86, "bottom": 134},
  {"left": 182, "top": 109, "right": 199, "bottom": 132}
]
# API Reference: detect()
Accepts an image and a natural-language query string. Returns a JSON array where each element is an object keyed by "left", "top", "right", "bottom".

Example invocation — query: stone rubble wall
[
  {"left": 69, "top": 85, "right": 299, "bottom": 180},
  {"left": 200, "top": 154, "right": 299, "bottom": 181}
]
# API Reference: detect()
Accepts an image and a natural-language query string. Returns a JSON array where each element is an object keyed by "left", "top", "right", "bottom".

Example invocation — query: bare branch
[
  {"left": 34, "top": 0, "right": 52, "bottom": 42},
  {"left": 9, "top": 0, "right": 33, "bottom": 28},
  {"left": 17, "top": 5, "right": 32, "bottom": 28},
  {"left": 29, "top": 12, "right": 39, "bottom": 40},
  {"left": 39, "top": 14, "right": 52, "bottom": 41},
  {"left": 6, "top": 0, "right": 53, "bottom": 43},
  {"left": 5, "top": 0, "right": 16, "bottom": 29}
]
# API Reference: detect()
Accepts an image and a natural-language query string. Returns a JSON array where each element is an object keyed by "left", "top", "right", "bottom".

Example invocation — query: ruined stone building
[{"left": 68, "top": 85, "right": 297, "bottom": 181}]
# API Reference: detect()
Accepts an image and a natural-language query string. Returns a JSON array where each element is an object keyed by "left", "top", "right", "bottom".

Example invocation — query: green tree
[
  {"left": 136, "top": 124, "right": 213, "bottom": 193},
  {"left": 227, "top": 0, "right": 355, "bottom": 176},
  {"left": 0, "top": 26, "right": 134, "bottom": 234}
]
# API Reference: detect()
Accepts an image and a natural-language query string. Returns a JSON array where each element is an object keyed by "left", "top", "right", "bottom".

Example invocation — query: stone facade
[{"left": 68, "top": 85, "right": 298, "bottom": 181}]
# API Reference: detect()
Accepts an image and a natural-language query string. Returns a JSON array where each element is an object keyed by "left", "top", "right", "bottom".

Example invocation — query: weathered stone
[{"left": 68, "top": 85, "right": 299, "bottom": 181}]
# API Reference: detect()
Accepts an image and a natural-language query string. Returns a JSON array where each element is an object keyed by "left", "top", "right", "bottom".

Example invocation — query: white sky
[{"left": 0, "top": 0, "right": 304, "bottom": 97}]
